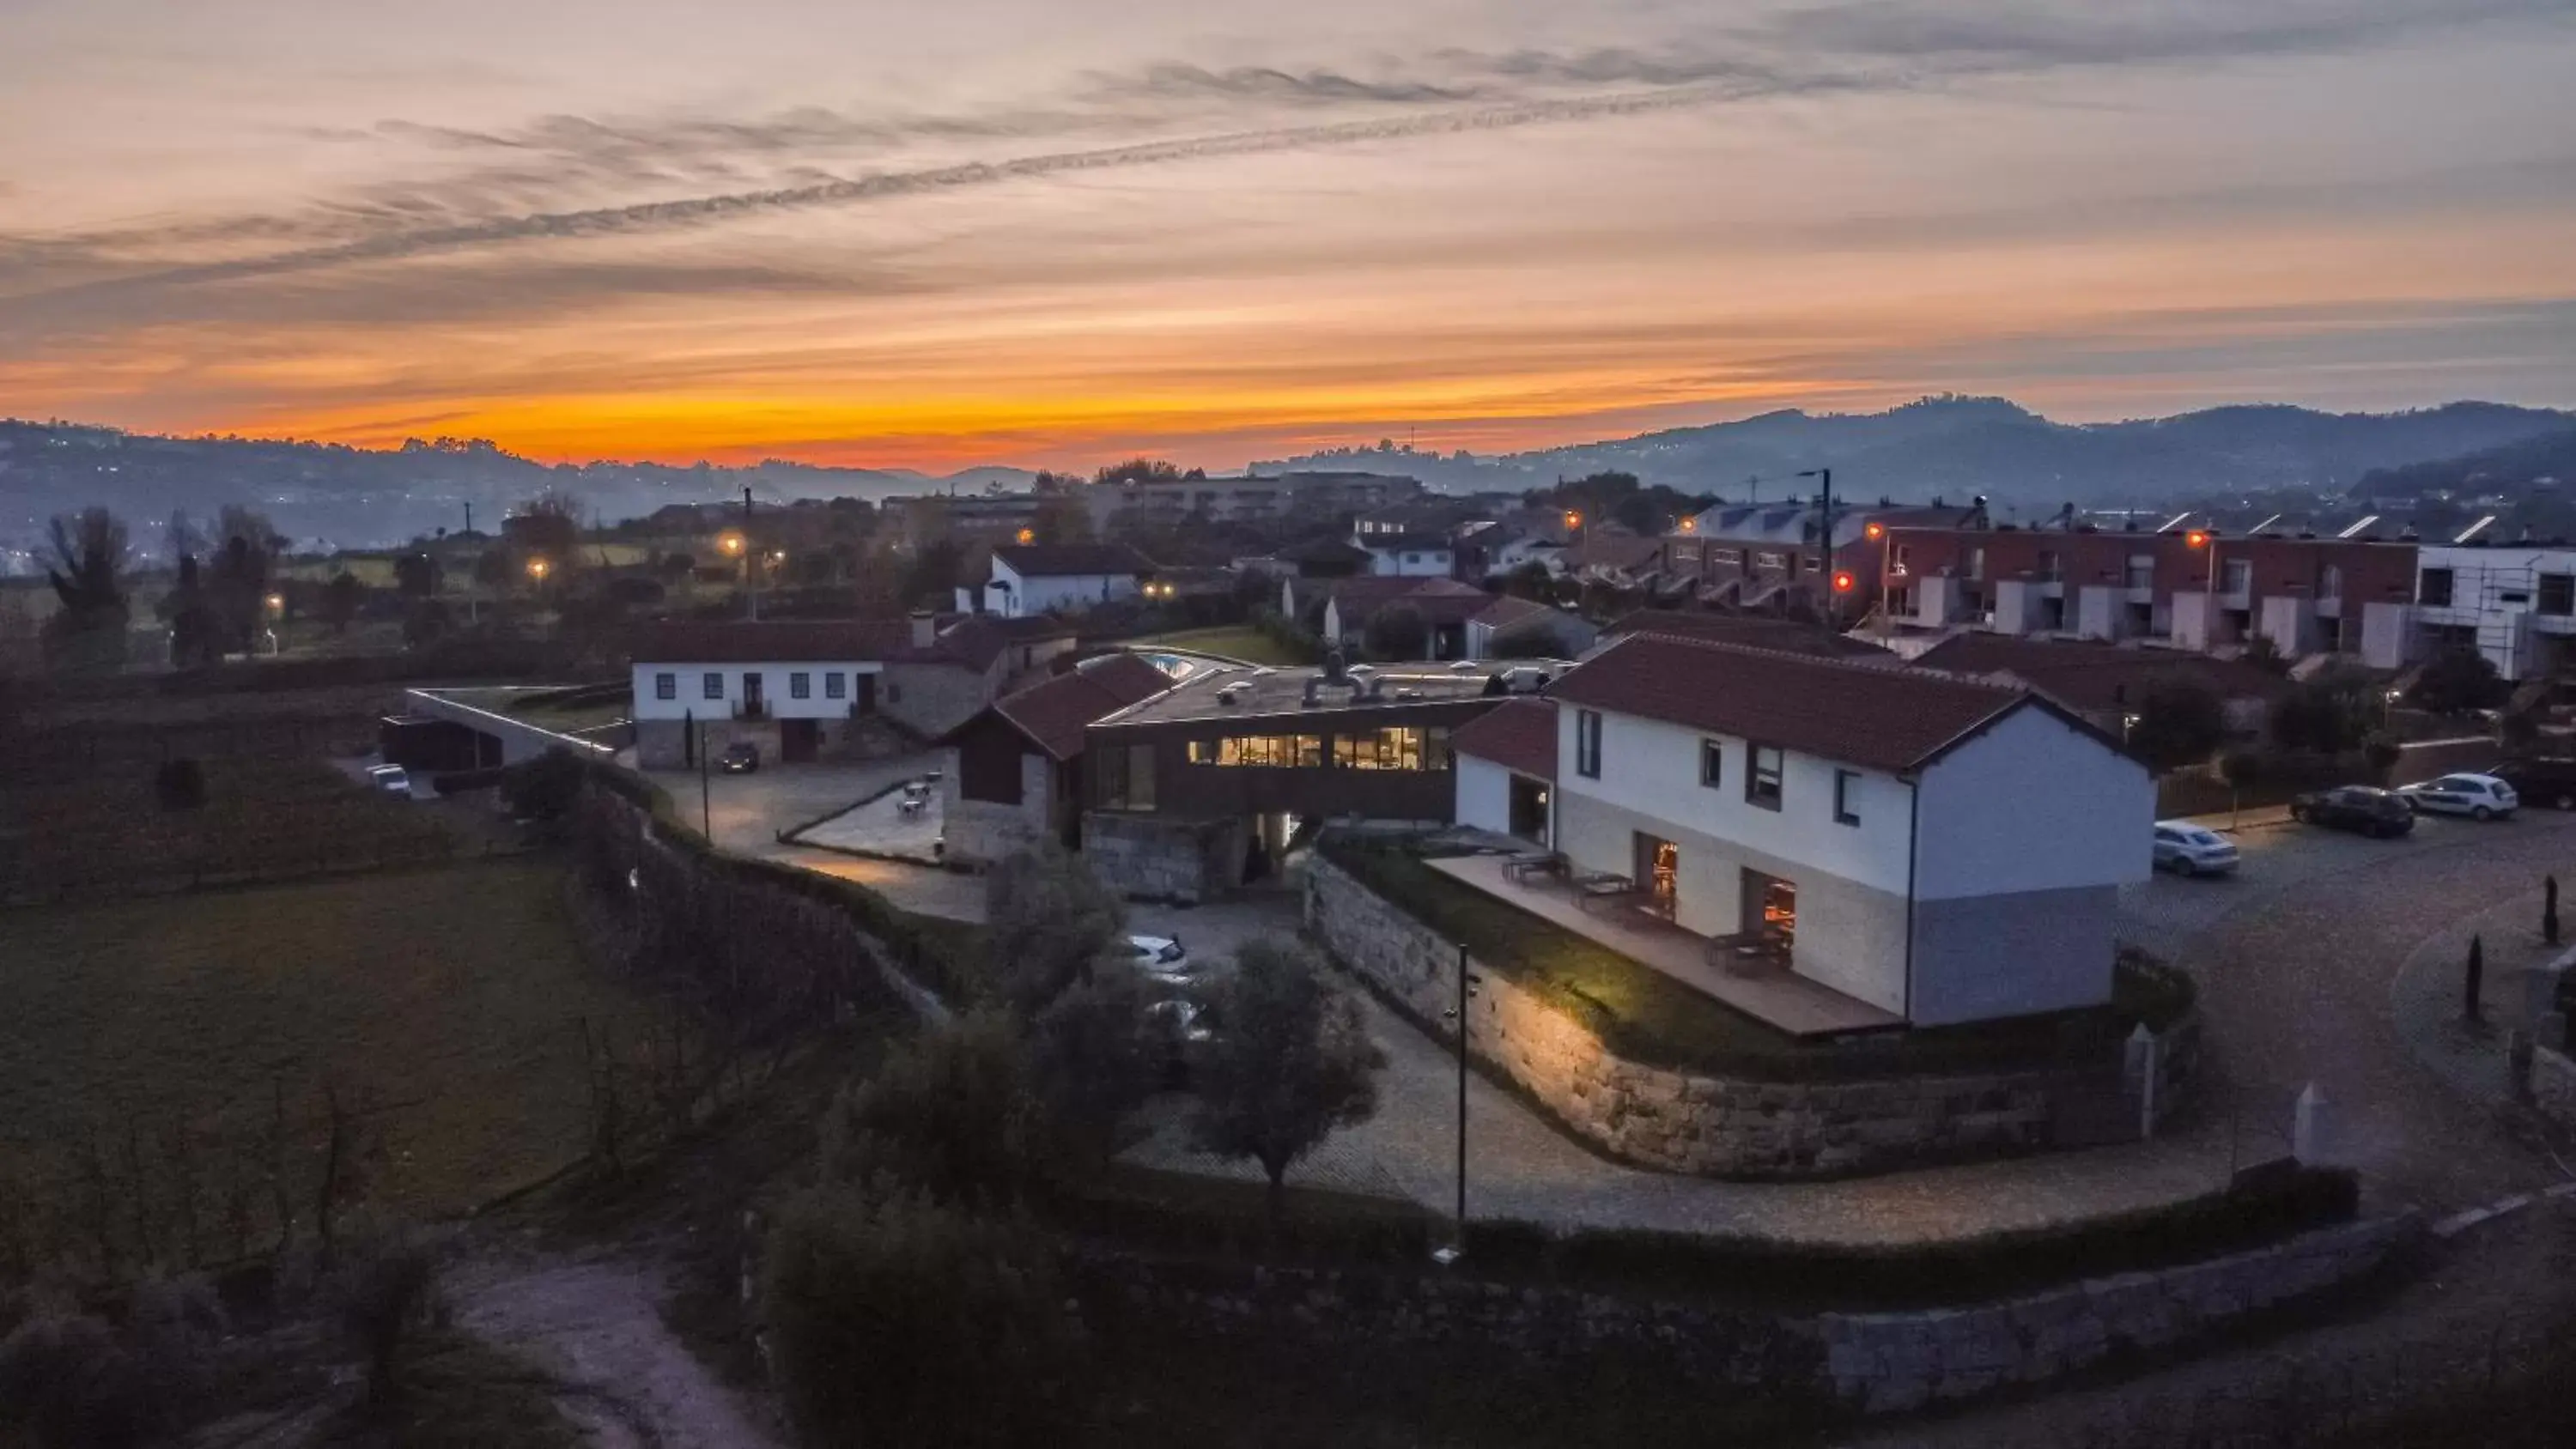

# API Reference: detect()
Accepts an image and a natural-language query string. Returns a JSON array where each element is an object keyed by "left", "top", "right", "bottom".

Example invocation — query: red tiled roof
[
  {"left": 990, "top": 543, "right": 1154, "bottom": 579},
  {"left": 934, "top": 613, "right": 1076, "bottom": 669},
  {"left": 1911, "top": 635, "right": 2293, "bottom": 712},
  {"left": 1452, "top": 696, "right": 1558, "bottom": 780},
  {"left": 630, "top": 618, "right": 957, "bottom": 666},
  {"left": 1548, "top": 633, "right": 2057, "bottom": 774},
  {"left": 1469, "top": 595, "right": 1558, "bottom": 630},
  {"left": 985, "top": 652, "right": 1176, "bottom": 760},
  {"left": 1600, "top": 608, "right": 1893, "bottom": 660}
]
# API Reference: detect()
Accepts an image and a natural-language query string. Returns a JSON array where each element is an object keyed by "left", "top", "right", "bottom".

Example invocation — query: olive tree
[{"left": 1188, "top": 941, "right": 1383, "bottom": 1232}]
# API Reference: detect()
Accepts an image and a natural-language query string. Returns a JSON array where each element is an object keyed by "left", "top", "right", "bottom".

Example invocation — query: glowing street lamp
[
  {"left": 264, "top": 592, "right": 285, "bottom": 614},
  {"left": 1016, "top": 527, "right": 1036, "bottom": 544},
  {"left": 718, "top": 531, "right": 745, "bottom": 557},
  {"left": 526, "top": 556, "right": 551, "bottom": 581}
]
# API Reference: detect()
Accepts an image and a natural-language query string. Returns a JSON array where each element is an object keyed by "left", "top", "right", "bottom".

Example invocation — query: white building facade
[
  {"left": 981, "top": 544, "right": 1151, "bottom": 617},
  {"left": 2403, "top": 543, "right": 2576, "bottom": 682},
  {"left": 1538, "top": 635, "right": 2153, "bottom": 1026}
]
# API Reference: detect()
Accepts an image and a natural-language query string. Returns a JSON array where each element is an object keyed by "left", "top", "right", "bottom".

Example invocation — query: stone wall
[
  {"left": 1078, "top": 1212, "right": 2419, "bottom": 1417},
  {"left": 1306, "top": 853, "right": 2195, "bottom": 1179},
  {"left": 1819, "top": 1212, "right": 2421, "bottom": 1412},
  {"left": 879, "top": 660, "right": 995, "bottom": 740},
  {"left": 942, "top": 754, "right": 1054, "bottom": 866},
  {"left": 1084, "top": 811, "right": 1247, "bottom": 903},
  {"left": 2531, "top": 1042, "right": 2576, "bottom": 1130}
]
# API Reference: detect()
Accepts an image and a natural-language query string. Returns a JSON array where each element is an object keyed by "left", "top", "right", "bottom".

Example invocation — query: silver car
[
  {"left": 2395, "top": 773, "right": 2518, "bottom": 821},
  {"left": 2152, "top": 822, "right": 2239, "bottom": 877}
]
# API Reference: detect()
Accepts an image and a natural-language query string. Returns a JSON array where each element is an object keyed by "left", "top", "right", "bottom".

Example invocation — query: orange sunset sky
[{"left": 3, "top": 0, "right": 2573, "bottom": 471}]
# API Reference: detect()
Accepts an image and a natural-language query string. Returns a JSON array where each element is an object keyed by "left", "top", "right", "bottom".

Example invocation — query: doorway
[
  {"left": 780, "top": 718, "right": 819, "bottom": 762},
  {"left": 1507, "top": 774, "right": 1551, "bottom": 843},
  {"left": 1632, "top": 832, "right": 1679, "bottom": 920},
  {"left": 1741, "top": 868, "right": 1796, "bottom": 945},
  {"left": 741, "top": 671, "right": 766, "bottom": 718}
]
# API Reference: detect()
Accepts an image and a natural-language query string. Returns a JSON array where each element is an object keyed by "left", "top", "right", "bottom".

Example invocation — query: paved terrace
[{"left": 1426, "top": 852, "right": 1903, "bottom": 1037}]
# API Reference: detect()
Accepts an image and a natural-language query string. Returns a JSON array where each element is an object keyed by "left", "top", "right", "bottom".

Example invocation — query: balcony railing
[{"left": 733, "top": 700, "right": 771, "bottom": 722}]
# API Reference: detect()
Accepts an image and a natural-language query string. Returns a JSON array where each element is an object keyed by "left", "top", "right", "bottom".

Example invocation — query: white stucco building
[
  {"left": 979, "top": 543, "right": 1153, "bottom": 617},
  {"left": 1482, "top": 633, "right": 2153, "bottom": 1027},
  {"left": 2400, "top": 543, "right": 2576, "bottom": 682}
]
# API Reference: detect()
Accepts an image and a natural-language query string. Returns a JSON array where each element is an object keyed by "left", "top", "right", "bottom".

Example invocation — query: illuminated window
[
  {"left": 1334, "top": 727, "right": 1431, "bottom": 771},
  {"left": 1195, "top": 735, "right": 1324, "bottom": 767}
]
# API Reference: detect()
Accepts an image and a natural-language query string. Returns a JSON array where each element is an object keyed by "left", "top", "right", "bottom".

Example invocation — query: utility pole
[
  {"left": 1798, "top": 466, "right": 1837, "bottom": 627},
  {"left": 1436, "top": 943, "right": 1479, "bottom": 1260},
  {"left": 698, "top": 715, "right": 712, "bottom": 837},
  {"left": 742, "top": 485, "right": 758, "bottom": 621}
]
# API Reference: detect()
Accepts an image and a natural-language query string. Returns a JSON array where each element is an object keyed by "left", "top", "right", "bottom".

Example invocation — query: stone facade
[
  {"left": 942, "top": 753, "right": 1056, "bottom": 866},
  {"left": 1083, "top": 811, "right": 1248, "bottom": 903},
  {"left": 1306, "top": 854, "right": 2196, "bottom": 1179},
  {"left": 879, "top": 659, "right": 997, "bottom": 740},
  {"left": 632, "top": 711, "right": 906, "bottom": 770},
  {"left": 1078, "top": 1212, "right": 2418, "bottom": 1417}
]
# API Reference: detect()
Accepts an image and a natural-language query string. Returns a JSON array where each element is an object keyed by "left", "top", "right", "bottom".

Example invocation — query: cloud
[
  {"left": 1109, "top": 63, "right": 1479, "bottom": 106},
  {"left": 1753, "top": 0, "right": 2576, "bottom": 67}
]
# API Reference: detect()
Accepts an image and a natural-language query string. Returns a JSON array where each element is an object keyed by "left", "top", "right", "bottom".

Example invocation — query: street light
[
  {"left": 1437, "top": 944, "right": 1482, "bottom": 1261},
  {"left": 526, "top": 556, "right": 550, "bottom": 581},
  {"left": 1016, "top": 527, "right": 1036, "bottom": 544},
  {"left": 718, "top": 531, "right": 745, "bottom": 557}
]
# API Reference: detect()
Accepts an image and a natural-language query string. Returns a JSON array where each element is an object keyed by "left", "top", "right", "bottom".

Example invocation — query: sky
[{"left": 2, "top": 0, "right": 2573, "bottom": 471}]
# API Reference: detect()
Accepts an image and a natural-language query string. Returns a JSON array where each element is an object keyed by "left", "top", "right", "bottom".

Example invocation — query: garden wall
[
  {"left": 1306, "top": 855, "right": 2198, "bottom": 1179},
  {"left": 1078, "top": 1210, "right": 2419, "bottom": 1417}
]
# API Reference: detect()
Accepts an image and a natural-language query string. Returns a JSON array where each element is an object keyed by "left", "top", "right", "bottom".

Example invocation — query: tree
[
  {"left": 2125, "top": 682, "right": 2227, "bottom": 771},
  {"left": 501, "top": 747, "right": 587, "bottom": 826},
  {"left": 41, "top": 508, "right": 131, "bottom": 675},
  {"left": 762, "top": 1182, "right": 1078, "bottom": 1447},
  {"left": 820, "top": 1011, "right": 1037, "bottom": 1203},
  {"left": 1361, "top": 603, "right": 1430, "bottom": 661},
  {"left": 900, "top": 538, "right": 964, "bottom": 609},
  {"left": 981, "top": 849, "right": 1126, "bottom": 1015},
  {"left": 2409, "top": 648, "right": 2506, "bottom": 716},
  {"left": 1026, "top": 965, "right": 1162, "bottom": 1173},
  {"left": 2239, "top": 634, "right": 2289, "bottom": 676},
  {"left": 1188, "top": 941, "right": 1383, "bottom": 1231},
  {"left": 392, "top": 551, "right": 440, "bottom": 597},
  {"left": 320, "top": 572, "right": 364, "bottom": 634},
  {"left": 1502, "top": 561, "right": 1554, "bottom": 601},
  {"left": 1093, "top": 458, "right": 1184, "bottom": 486},
  {"left": 2270, "top": 665, "right": 2374, "bottom": 754}
]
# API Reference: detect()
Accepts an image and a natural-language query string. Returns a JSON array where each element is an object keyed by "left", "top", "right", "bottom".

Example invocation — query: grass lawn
[
  {"left": 1323, "top": 840, "right": 2190, "bottom": 1082},
  {"left": 1133, "top": 625, "right": 1315, "bottom": 667},
  {"left": 0, "top": 858, "right": 659, "bottom": 1234}
]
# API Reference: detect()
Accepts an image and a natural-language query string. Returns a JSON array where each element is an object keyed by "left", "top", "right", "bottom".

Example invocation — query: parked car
[
  {"left": 2394, "top": 773, "right": 2518, "bottom": 821},
  {"left": 1125, "top": 934, "right": 1189, "bottom": 979},
  {"left": 364, "top": 764, "right": 413, "bottom": 797},
  {"left": 2288, "top": 785, "right": 2415, "bottom": 838},
  {"left": 2152, "top": 822, "right": 2239, "bottom": 876},
  {"left": 718, "top": 741, "right": 760, "bottom": 774},
  {"left": 2490, "top": 758, "right": 2576, "bottom": 811},
  {"left": 1148, "top": 996, "right": 1216, "bottom": 1088}
]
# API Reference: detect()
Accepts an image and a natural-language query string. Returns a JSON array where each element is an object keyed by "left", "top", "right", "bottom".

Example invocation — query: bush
[
  {"left": 1028, "top": 967, "right": 1163, "bottom": 1173},
  {"left": 982, "top": 848, "right": 1126, "bottom": 1015},
  {"left": 154, "top": 757, "right": 206, "bottom": 812},
  {"left": 763, "top": 1183, "right": 1081, "bottom": 1447},
  {"left": 821, "top": 1011, "right": 1039, "bottom": 1204},
  {"left": 331, "top": 1218, "right": 442, "bottom": 1413},
  {"left": 2409, "top": 648, "right": 2507, "bottom": 715},
  {"left": 0, "top": 1280, "right": 223, "bottom": 1449},
  {"left": 501, "top": 747, "right": 588, "bottom": 825},
  {"left": 2126, "top": 682, "right": 2227, "bottom": 771}
]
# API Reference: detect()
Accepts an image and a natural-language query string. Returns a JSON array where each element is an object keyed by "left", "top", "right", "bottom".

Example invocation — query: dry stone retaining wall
[
  {"left": 1080, "top": 1211, "right": 2419, "bottom": 1417},
  {"left": 1306, "top": 854, "right": 2195, "bottom": 1179}
]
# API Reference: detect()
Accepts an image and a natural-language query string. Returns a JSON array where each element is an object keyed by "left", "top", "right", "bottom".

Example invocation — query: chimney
[{"left": 909, "top": 610, "right": 935, "bottom": 651}]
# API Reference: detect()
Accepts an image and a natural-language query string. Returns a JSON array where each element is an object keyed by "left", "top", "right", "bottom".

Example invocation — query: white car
[
  {"left": 2152, "top": 822, "right": 2239, "bottom": 877},
  {"left": 1125, "top": 934, "right": 1190, "bottom": 979},
  {"left": 2395, "top": 773, "right": 2519, "bottom": 821},
  {"left": 365, "top": 764, "right": 414, "bottom": 797}
]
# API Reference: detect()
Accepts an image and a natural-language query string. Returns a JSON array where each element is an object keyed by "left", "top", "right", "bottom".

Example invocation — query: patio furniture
[
  {"left": 1574, "top": 872, "right": 1639, "bottom": 914},
  {"left": 1502, "top": 850, "right": 1567, "bottom": 885}
]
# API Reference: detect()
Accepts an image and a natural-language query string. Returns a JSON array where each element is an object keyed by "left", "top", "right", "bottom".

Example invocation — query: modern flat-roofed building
[{"left": 1078, "top": 657, "right": 1551, "bottom": 900}]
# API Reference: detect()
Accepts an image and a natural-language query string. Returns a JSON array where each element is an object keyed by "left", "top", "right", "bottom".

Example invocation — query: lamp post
[
  {"left": 1796, "top": 466, "right": 1837, "bottom": 627},
  {"left": 1435, "top": 943, "right": 1480, "bottom": 1262}
]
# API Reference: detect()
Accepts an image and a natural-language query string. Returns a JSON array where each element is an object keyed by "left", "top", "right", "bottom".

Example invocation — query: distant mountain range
[
  {"left": 0, "top": 421, "right": 1036, "bottom": 557},
  {"left": 2349, "top": 424, "right": 2576, "bottom": 502},
  {"left": 1255, "top": 396, "right": 2576, "bottom": 506},
  {"left": 5, "top": 394, "right": 2571, "bottom": 561}
]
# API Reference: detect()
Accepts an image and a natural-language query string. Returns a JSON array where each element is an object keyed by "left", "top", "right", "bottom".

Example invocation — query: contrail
[{"left": 7, "top": 74, "right": 1850, "bottom": 311}]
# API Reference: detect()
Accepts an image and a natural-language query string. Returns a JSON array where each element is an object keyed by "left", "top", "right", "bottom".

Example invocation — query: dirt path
[{"left": 448, "top": 1250, "right": 786, "bottom": 1449}]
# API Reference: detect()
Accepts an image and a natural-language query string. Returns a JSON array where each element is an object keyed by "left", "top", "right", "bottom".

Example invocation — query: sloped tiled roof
[
  {"left": 1452, "top": 696, "right": 1558, "bottom": 781},
  {"left": 1599, "top": 608, "right": 1893, "bottom": 661},
  {"left": 990, "top": 543, "right": 1154, "bottom": 579},
  {"left": 630, "top": 618, "right": 959, "bottom": 666},
  {"left": 980, "top": 653, "right": 1176, "bottom": 761},
  {"left": 1548, "top": 633, "right": 2080, "bottom": 774},
  {"left": 934, "top": 613, "right": 1078, "bottom": 669},
  {"left": 1911, "top": 635, "right": 2293, "bottom": 712}
]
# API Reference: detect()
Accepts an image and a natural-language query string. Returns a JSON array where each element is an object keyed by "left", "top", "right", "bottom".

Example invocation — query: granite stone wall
[
  {"left": 941, "top": 754, "right": 1054, "bottom": 866},
  {"left": 1079, "top": 1212, "right": 2418, "bottom": 1416},
  {"left": 1306, "top": 854, "right": 2196, "bottom": 1179},
  {"left": 1084, "top": 811, "right": 1246, "bottom": 903}
]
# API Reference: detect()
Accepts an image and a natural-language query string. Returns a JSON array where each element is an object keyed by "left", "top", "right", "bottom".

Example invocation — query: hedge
[{"left": 1062, "top": 1162, "right": 2360, "bottom": 1313}]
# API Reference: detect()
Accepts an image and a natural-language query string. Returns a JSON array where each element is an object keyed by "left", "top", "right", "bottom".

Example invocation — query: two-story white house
[
  {"left": 1356, "top": 532, "right": 1459, "bottom": 578},
  {"left": 979, "top": 543, "right": 1152, "bottom": 617},
  {"left": 1516, "top": 633, "right": 2153, "bottom": 1027}
]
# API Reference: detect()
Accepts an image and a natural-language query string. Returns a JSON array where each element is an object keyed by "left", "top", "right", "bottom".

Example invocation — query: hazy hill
[
  {"left": 1255, "top": 397, "right": 2574, "bottom": 506},
  {"left": 2349, "top": 425, "right": 2576, "bottom": 502},
  {"left": 0, "top": 422, "right": 1035, "bottom": 555}
]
